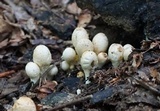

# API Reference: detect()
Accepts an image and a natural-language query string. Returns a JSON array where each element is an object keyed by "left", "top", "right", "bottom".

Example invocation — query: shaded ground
[{"left": 0, "top": 0, "right": 160, "bottom": 111}]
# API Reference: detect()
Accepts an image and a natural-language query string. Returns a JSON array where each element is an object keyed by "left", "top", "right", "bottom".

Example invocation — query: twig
[
  {"left": 0, "top": 70, "right": 15, "bottom": 78},
  {"left": 134, "top": 77, "right": 160, "bottom": 95},
  {"left": 47, "top": 95, "right": 93, "bottom": 111},
  {"left": 0, "top": 1, "right": 11, "bottom": 11}
]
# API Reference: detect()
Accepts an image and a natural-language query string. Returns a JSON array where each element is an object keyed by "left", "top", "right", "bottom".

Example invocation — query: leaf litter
[{"left": 0, "top": 0, "right": 159, "bottom": 111}]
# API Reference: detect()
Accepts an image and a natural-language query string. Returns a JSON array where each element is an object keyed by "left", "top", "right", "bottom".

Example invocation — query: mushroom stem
[{"left": 83, "top": 69, "right": 91, "bottom": 84}]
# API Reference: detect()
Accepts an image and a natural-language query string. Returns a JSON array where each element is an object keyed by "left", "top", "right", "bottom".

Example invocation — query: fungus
[
  {"left": 61, "top": 47, "right": 76, "bottom": 62},
  {"left": 92, "top": 33, "right": 109, "bottom": 54},
  {"left": 71, "top": 27, "right": 89, "bottom": 47},
  {"left": 47, "top": 66, "right": 58, "bottom": 80},
  {"left": 108, "top": 43, "right": 124, "bottom": 68},
  {"left": 97, "top": 52, "right": 108, "bottom": 68},
  {"left": 60, "top": 61, "right": 70, "bottom": 71},
  {"left": 33, "top": 45, "right": 52, "bottom": 72},
  {"left": 25, "top": 62, "right": 40, "bottom": 84},
  {"left": 80, "top": 51, "right": 98, "bottom": 84},
  {"left": 11, "top": 96, "right": 36, "bottom": 111},
  {"left": 123, "top": 44, "right": 134, "bottom": 61},
  {"left": 75, "top": 38, "right": 94, "bottom": 57}
]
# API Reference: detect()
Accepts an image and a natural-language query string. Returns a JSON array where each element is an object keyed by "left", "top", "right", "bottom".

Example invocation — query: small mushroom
[
  {"left": 33, "top": 45, "right": 52, "bottom": 66},
  {"left": 25, "top": 62, "right": 40, "bottom": 84},
  {"left": 60, "top": 61, "right": 70, "bottom": 71},
  {"left": 33, "top": 45, "right": 52, "bottom": 72},
  {"left": 75, "top": 38, "right": 94, "bottom": 57},
  {"left": 92, "top": 33, "right": 109, "bottom": 54},
  {"left": 61, "top": 47, "right": 76, "bottom": 63},
  {"left": 72, "top": 27, "right": 89, "bottom": 47},
  {"left": 108, "top": 43, "right": 124, "bottom": 68},
  {"left": 123, "top": 44, "right": 134, "bottom": 61},
  {"left": 97, "top": 52, "right": 108, "bottom": 68},
  {"left": 11, "top": 96, "right": 36, "bottom": 111},
  {"left": 47, "top": 66, "right": 58, "bottom": 80},
  {"left": 80, "top": 51, "right": 98, "bottom": 84}
]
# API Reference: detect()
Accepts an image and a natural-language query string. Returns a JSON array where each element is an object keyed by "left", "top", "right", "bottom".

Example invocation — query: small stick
[
  {"left": 134, "top": 77, "right": 160, "bottom": 95},
  {"left": 0, "top": 70, "right": 15, "bottom": 78},
  {"left": 0, "top": 1, "right": 11, "bottom": 11},
  {"left": 47, "top": 95, "right": 93, "bottom": 111}
]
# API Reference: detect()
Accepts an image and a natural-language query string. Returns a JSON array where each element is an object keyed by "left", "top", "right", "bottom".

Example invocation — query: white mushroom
[
  {"left": 92, "top": 33, "right": 109, "bottom": 54},
  {"left": 11, "top": 96, "right": 36, "bottom": 111},
  {"left": 60, "top": 61, "right": 70, "bottom": 71},
  {"left": 123, "top": 44, "right": 134, "bottom": 61},
  {"left": 97, "top": 52, "right": 108, "bottom": 68},
  {"left": 25, "top": 62, "right": 40, "bottom": 84},
  {"left": 47, "top": 66, "right": 58, "bottom": 80},
  {"left": 61, "top": 47, "right": 76, "bottom": 63},
  {"left": 72, "top": 27, "right": 89, "bottom": 47},
  {"left": 108, "top": 43, "right": 124, "bottom": 68},
  {"left": 33, "top": 45, "right": 52, "bottom": 72},
  {"left": 75, "top": 38, "right": 94, "bottom": 57},
  {"left": 80, "top": 51, "right": 98, "bottom": 84}
]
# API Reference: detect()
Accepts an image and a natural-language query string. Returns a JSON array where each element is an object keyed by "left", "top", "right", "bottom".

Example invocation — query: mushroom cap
[
  {"left": 123, "top": 44, "right": 133, "bottom": 61},
  {"left": 12, "top": 96, "right": 36, "bottom": 111},
  {"left": 49, "top": 66, "right": 58, "bottom": 76},
  {"left": 75, "top": 39, "right": 94, "bottom": 57},
  {"left": 108, "top": 43, "right": 124, "bottom": 61},
  {"left": 60, "top": 61, "right": 70, "bottom": 71},
  {"left": 97, "top": 52, "right": 108, "bottom": 68},
  {"left": 33, "top": 45, "right": 52, "bottom": 67},
  {"left": 61, "top": 47, "right": 76, "bottom": 62},
  {"left": 92, "top": 33, "right": 109, "bottom": 54},
  {"left": 25, "top": 62, "right": 40, "bottom": 78},
  {"left": 72, "top": 27, "right": 89, "bottom": 47},
  {"left": 80, "top": 50, "right": 98, "bottom": 69},
  {"left": 108, "top": 43, "right": 124, "bottom": 67}
]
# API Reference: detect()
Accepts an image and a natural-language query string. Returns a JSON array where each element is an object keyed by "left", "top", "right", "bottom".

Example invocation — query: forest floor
[{"left": 0, "top": 0, "right": 160, "bottom": 111}]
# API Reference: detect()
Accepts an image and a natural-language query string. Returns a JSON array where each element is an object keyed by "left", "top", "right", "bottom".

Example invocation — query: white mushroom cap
[
  {"left": 80, "top": 51, "right": 98, "bottom": 84},
  {"left": 92, "top": 33, "right": 109, "bottom": 54},
  {"left": 72, "top": 27, "right": 89, "bottom": 47},
  {"left": 75, "top": 38, "right": 94, "bottom": 57},
  {"left": 47, "top": 66, "right": 58, "bottom": 80},
  {"left": 49, "top": 66, "right": 58, "bottom": 76},
  {"left": 61, "top": 47, "right": 76, "bottom": 63},
  {"left": 25, "top": 62, "right": 40, "bottom": 83},
  {"left": 60, "top": 61, "right": 70, "bottom": 71},
  {"left": 97, "top": 52, "right": 108, "bottom": 68},
  {"left": 108, "top": 43, "right": 124, "bottom": 68},
  {"left": 123, "top": 44, "right": 134, "bottom": 61},
  {"left": 11, "top": 96, "right": 36, "bottom": 111},
  {"left": 33, "top": 45, "right": 52, "bottom": 67}
]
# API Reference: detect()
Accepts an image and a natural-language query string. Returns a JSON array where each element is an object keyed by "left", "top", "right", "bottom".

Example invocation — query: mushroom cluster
[
  {"left": 61, "top": 27, "right": 109, "bottom": 84},
  {"left": 61, "top": 27, "right": 135, "bottom": 84},
  {"left": 25, "top": 45, "right": 58, "bottom": 84},
  {"left": 108, "top": 43, "right": 134, "bottom": 68}
]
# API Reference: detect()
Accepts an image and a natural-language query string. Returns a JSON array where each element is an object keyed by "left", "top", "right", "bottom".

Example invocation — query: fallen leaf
[{"left": 78, "top": 10, "right": 92, "bottom": 27}]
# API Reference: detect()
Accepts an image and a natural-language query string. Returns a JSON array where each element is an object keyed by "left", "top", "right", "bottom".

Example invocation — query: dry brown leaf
[
  {"left": 149, "top": 67, "right": 160, "bottom": 83},
  {"left": 149, "top": 67, "right": 158, "bottom": 78},
  {"left": 132, "top": 53, "right": 143, "bottom": 68},
  {"left": 9, "top": 28, "right": 26, "bottom": 46},
  {"left": 41, "top": 80, "right": 58, "bottom": 91},
  {"left": 0, "top": 15, "right": 13, "bottom": 33},
  {"left": 0, "top": 38, "right": 9, "bottom": 49},
  {"left": 78, "top": 10, "right": 92, "bottom": 27}
]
